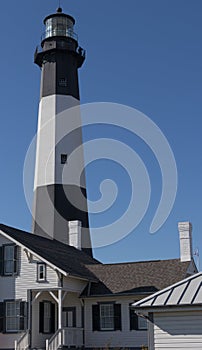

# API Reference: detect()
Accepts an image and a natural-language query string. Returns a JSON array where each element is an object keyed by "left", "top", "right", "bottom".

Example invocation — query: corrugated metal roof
[{"left": 132, "top": 272, "right": 202, "bottom": 309}]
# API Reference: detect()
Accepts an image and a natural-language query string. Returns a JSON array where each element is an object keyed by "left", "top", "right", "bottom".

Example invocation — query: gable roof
[
  {"left": 0, "top": 224, "right": 194, "bottom": 296},
  {"left": 82, "top": 259, "right": 192, "bottom": 297},
  {"left": 0, "top": 224, "right": 99, "bottom": 281},
  {"left": 132, "top": 271, "right": 202, "bottom": 309}
]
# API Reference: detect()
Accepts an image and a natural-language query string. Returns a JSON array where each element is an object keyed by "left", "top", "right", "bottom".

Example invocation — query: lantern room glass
[{"left": 44, "top": 16, "right": 77, "bottom": 41}]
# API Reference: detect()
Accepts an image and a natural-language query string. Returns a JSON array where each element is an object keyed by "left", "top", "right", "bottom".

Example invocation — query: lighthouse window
[
  {"left": 61, "top": 154, "right": 68, "bottom": 164},
  {"left": 59, "top": 78, "right": 68, "bottom": 87}
]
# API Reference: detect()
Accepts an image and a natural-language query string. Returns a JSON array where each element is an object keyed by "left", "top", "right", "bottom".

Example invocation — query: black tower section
[{"left": 35, "top": 8, "right": 85, "bottom": 98}]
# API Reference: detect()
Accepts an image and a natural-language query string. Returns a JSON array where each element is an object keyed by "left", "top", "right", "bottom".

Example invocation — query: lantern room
[{"left": 43, "top": 7, "right": 78, "bottom": 42}]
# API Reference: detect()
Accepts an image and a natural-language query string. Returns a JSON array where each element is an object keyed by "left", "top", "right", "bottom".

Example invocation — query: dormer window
[{"left": 37, "top": 263, "right": 46, "bottom": 282}]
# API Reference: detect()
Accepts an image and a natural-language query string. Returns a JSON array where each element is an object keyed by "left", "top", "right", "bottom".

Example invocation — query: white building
[
  {"left": 0, "top": 221, "right": 197, "bottom": 350},
  {"left": 132, "top": 271, "right": 202, "bottom": 350}
]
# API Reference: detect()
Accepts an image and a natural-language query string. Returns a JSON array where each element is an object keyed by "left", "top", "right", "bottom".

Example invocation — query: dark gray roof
[
  {"left": 133, "top": 272, "right": 202, "bottom": 309},
  {"left": 0, "top": 224, "right": 194, "bottom": 296},
  {"left": 82, "top": 259, "right": 193, "bottom": 297},
  {"left": 0, "top": 224, "right": 100, "bottom": 281}
]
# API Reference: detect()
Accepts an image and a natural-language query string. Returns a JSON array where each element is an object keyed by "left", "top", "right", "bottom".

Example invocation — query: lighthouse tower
[{"left": 33, "top": 7, "right": 92, "bottom": 256}]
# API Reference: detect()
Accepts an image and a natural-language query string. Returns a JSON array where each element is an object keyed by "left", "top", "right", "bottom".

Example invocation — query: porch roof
[
  {"left": 132, "top": 271, "right": 202, "bottom": 309},
  {"left": 0, "top": 224, "right": 99, "bottom": 281}
]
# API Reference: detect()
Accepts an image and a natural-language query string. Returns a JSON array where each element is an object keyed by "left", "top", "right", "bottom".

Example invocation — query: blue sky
[{"left": 0, "top": 0, "right": 202, "bottom": 265}]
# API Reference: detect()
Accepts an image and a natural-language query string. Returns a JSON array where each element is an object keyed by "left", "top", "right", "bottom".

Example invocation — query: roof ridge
[{"left": 87, "top": 258, "right": 181, "bottom": 267}]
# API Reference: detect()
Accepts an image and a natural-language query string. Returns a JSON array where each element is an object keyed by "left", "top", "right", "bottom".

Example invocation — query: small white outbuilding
[{"left": 132, "top": 272, "right": 202, "bottom": 350}]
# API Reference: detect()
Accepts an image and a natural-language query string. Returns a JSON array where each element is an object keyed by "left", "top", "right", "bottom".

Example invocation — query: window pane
[
  {"left": 37, "top": 264, "right": 46, "bottom": 281},
  {"left": 4, "top": 261, "right": 13, "bottom": 274},
  {"left": 138, "top": 316, "right": 147, "bottom": 330},
  {"left": 6, "top": 301, "right": 20, "bottom": 332},
  {"left": 100, "top": 304, "right": 114, "bottom": 330},
  {"left": 44, "top": 302, "right": 51, "bottom": 333},
  {"left": 4, "top": 246, "right": 14, "bottom": 259}
]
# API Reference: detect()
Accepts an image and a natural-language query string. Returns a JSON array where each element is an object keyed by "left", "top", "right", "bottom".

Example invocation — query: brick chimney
[{"left": 178, "top": 222, "right": 193, "bottom": 262}]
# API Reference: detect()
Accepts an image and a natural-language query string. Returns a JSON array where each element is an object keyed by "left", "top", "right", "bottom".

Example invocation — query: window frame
[
  {"left": 138, "top": 315, "right": 148, "bottom": 330},
  {"left": 39, "top": 301, "right": 55, "bottom": 334},
  {"left": 129, "top": 302, "right": 148, "bottom": 331},
  {"left": 37, "top": 263, "right": 47, "bottom": 282},
  {"left": 99, "top": 303, "right": 114, "bottom": 331},
  {"left": 5, "top": 300, "right": 20, "bottom": 333},
  {"left": 1, "top": 244, "right": 18, "bottom": 276},
  {"left": 92, "top": 302, "right": 121, "bottom": 332},
  {"left": 61, "top": 154, "right": 68, "bottom": 164},
  {"left": 3, "top": 299, "right": 27, "bottom": 334}
]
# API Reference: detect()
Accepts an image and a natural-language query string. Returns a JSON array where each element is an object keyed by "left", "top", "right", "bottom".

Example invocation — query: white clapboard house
[
  {"left": 0, "top": 6, "right": 198, "bottom": 350},
  {"left": 0, "top": 222, "right": 197, "bottom": 350},
  {"left": 132, "top": 269, "right": 202, "bottom": 350}
]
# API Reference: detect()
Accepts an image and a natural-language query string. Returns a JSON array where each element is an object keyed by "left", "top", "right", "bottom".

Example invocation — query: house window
[
  {"left": 138, "top": 316, "right": 147, "bottom": 330},
  {"left": 61, "top": 154, "right": 67, "bottom": 164},
  {"left": 129, "top": 304, "right": 147, "bottom": 331},
  {"left": 92, "top": 303, "right": 121, "bottom": 331},
  {"left": 1, "top": 300, "right": 27, "bottom": 333},
  {"left": 6, "top": 301, "right": 20, "bottom": 332},
  {"left": 100, "top": 304, "right": 114, "bottom": 330},
  {"left": 37, "top": 263, "right": 46, "bottom": 282},
  {"left": 39, "top": 301, "right": 55, "bottom": 334},
  {"left": 0, "top": 244, "right": 18, "bottom": 276}
]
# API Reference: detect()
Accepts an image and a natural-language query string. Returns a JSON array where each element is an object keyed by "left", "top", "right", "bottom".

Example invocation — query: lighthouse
[{"left": 33, "top": 7, "right": 92, "bottom": 256}]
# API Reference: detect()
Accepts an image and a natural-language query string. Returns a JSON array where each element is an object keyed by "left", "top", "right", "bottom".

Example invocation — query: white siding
[
  {"left": 16, "top": 248, "right": 58, "bottom": 300},
  {"left": 154, "top": 311, "right": 202, "bottom": 350},
  {"left": 84, "top": 297, "right": 148, "bottom": 348},
  {"left": 0, "top": 235, "right": 59, "bottom": 349},
  {"left": 63, "top": 276, "right": 87, "bottom": 293}
]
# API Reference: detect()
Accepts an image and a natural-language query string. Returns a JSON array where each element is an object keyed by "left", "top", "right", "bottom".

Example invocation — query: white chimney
[
  {"left": 68, "top": 221, "right": 82, "bottom": 250},
  {"left": 178, "top": 221, "right": 193, "bottom": 262}
]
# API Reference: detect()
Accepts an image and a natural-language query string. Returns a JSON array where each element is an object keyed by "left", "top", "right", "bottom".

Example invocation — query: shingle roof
[
  {"left": 82, "top": 259, "right": 193, "bottom": 296},
  {"left": 0, "top": 224, "right": 100, "bottom": 281},
  {"left": 0, "top": 224, "right": 194, "bottom": 296},
  {"left": 132, "top": 271, "right": 202, "bottom": 309}
]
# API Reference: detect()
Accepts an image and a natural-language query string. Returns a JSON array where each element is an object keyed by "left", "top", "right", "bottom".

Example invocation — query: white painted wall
[
  {"left": 84, "top": 297, "right": 148, "bottom": 348},
  {"left": 153, "top": 311, "right": 202, "bottom": 350},
  {"left": 16, "top": 248, "right": 58, "bottom": 300},
  {"left": 0, "top": 235, "right": 59, "bottom": 349},
  {"left": 63, "top": 276, "right": 87, "bottom": 293}
]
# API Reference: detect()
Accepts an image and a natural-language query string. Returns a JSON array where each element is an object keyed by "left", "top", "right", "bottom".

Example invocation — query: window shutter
[
  {"left": 19, "top": 302, "right": 28, "bottom": 331},
  {"left": 130, "top": 306, "right": 138, "bottom": 330},
  {"left": 92, "top": 304, "right": 100, "bottom": 331},
  {"left": 50, "top": 303, "right": 55, "bottom": 333},
  {"left": 114, "top": 304, "right": 121, "bottom": 331},
  {"left": 72, "top": 307, "right": 76, "bottom": 328},
  {"left": 0, "top": 302, "right": 3, "bottom": 333},
  {"left": 39, "top": 302, "right": 44, "bottom": 333},
  {"left": 14, "top": 246, "right": 18, "bottom": 274},
  {"left": 0, "top": 247, "right": 3, "bottom": 276}
]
